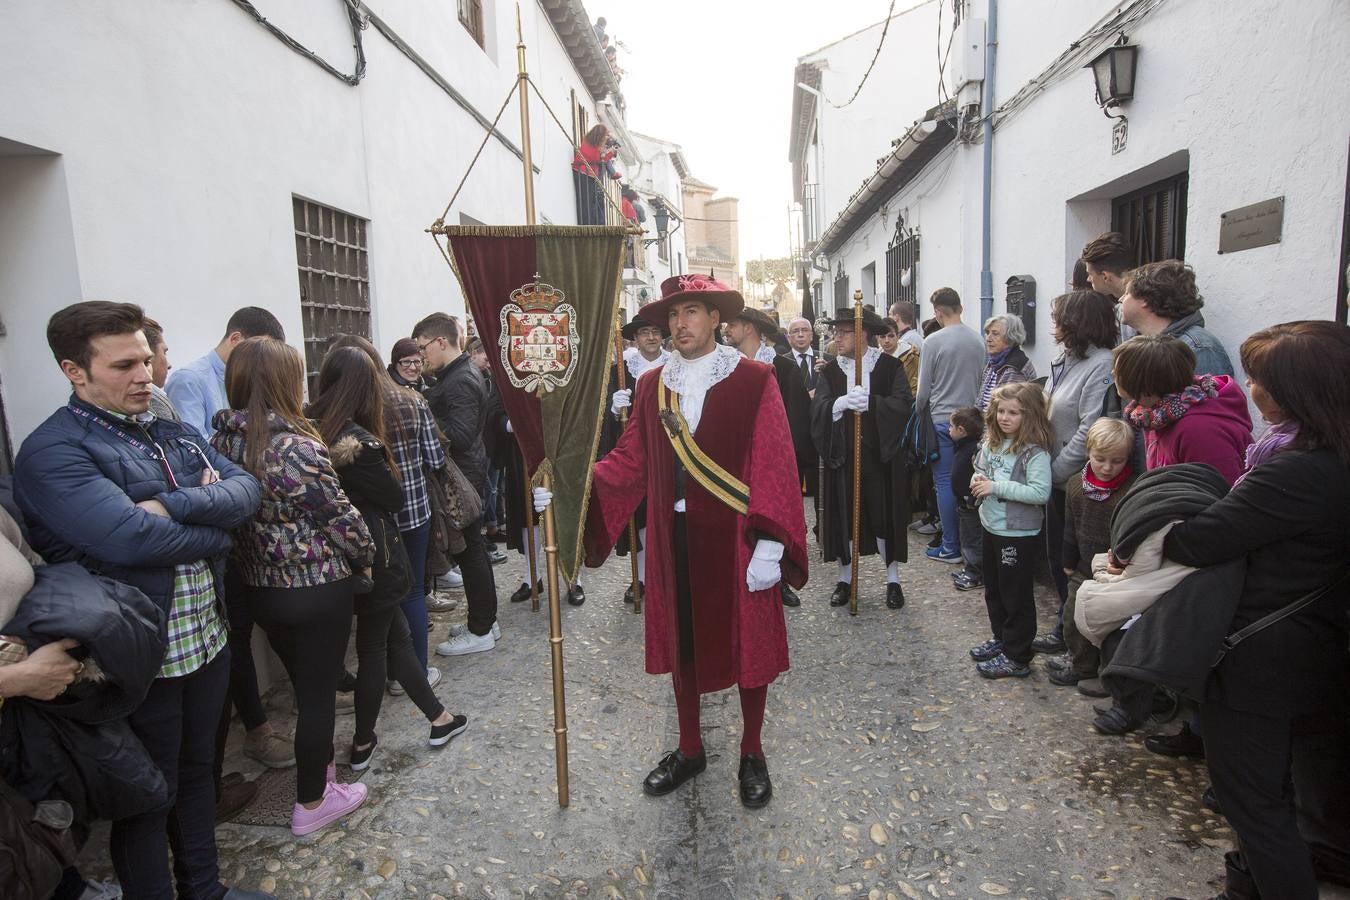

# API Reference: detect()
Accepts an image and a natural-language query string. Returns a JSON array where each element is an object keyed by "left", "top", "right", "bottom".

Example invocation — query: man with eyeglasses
[
  {"left": 15, "top": 302, "right": 267, "bottom": 900},
  {"left": 412, "top": 313, "right": 501, "bottom": 656}
]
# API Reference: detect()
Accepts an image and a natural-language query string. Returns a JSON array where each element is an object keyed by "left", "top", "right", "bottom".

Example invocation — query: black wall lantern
[{"left": 1086, "top": 36, "right": 1137, "bottom": 117}]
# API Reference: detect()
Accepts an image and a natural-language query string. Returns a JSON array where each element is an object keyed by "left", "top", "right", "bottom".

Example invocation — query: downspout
[{"left": 979, "top": 0, "right": 998, "bottom": 323}]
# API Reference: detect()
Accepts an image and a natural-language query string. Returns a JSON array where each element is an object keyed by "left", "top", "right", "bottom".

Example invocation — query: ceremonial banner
[{"left": 441, "top": 225, "right": 627, "bottom": 582}]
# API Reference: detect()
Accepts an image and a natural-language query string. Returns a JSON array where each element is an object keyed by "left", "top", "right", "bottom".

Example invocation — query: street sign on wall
[{"left": 1218, "top": 196, "right": 1284, "bottom": 254}]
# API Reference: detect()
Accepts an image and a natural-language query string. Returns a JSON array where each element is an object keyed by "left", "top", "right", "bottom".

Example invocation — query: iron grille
[
  {"left": 886, "top": 218, "right": 920, "bottom": 310},
  {"left": 458, "top": 0, "right": 485, "bottom": 47},
  {"left": 1112, "top": 172, "right": 1188, "bottom": 266},
  {"left": 293, "top": 197, "right": 371, "bottom": 391},
  {"left": 833, "top": 266, "right": 849, "bottom": 313}
]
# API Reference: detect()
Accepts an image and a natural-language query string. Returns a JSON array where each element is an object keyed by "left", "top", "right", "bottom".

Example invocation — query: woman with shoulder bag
[
  {"left": 211, "top": 338, "right": 371, "bottom": 836},
  {"left": 1162, "top": 321, "right": 1350, "bottom": 898},
  {"left": 309, "top": 348, "right": 468, "bottom": 773}
]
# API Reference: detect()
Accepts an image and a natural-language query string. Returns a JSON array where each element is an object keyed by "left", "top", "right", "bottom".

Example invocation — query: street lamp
[
  {"left": 1086, "top": 37, "right": 1138, "bottom": 116},
  {"left": 642, "top": 197, "right": 674, "bottom": 247}
]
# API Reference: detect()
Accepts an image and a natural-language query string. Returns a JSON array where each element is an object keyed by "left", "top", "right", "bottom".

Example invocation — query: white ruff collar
[
  {"left": 624, "top": 346, "right": 669, "bottom": 382},
  {"left": 661, "top": 343, "right": 741, "bottom": 395},
  {"left": 754, "top": 343, "right": 777, "bottom": 364},
  {"left": 836, "top": 346, "right": 882, "bottom": 377}
]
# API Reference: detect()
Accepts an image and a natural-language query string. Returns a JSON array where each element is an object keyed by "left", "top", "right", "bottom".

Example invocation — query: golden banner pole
[
  {"left": 612, "top": 318, "right": 643, "bottom": 613},
  {"left": 516, "top": 3, "right": 569, "bottom": 808},
  {"left": 524, "top": 444, "right": 539, "bottom": 611},
  {"left": 850, "top": 290, "right": 864, "bottom": 617}
]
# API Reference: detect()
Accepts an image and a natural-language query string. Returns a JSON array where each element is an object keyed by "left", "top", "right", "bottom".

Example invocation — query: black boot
[
  {"left": 886, "top": 583, "right": 905, "bottom": 609},
  {"left": 738, "top": 753, "right": 772, "bottom": 808},
  {"left": 829, "top": 582, "right": 850, "bottom": 606},
  {"left": 642, "top": 749, "right": 707, "bottom": 796},
  {"left": 780, "top": 583, "right": 800, "bottom": 607}
]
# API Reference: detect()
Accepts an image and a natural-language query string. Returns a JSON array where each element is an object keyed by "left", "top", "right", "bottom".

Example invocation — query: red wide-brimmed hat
[{"left": 639, "top": 273, "right": 745, "bottom": 327}]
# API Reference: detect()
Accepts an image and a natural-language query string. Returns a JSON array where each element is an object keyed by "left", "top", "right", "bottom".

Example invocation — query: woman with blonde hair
[{"left": 210, "top": 337, "right": 372, "bottom": 836}]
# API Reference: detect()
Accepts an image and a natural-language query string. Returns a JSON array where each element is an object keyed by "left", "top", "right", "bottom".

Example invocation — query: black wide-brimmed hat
[
  {"left": 621, "top": 314, "right": 669, "bottom": 341},
  {"left": 825, "top": 307, "right": 890, "bottom": 336},
  {"left": 731, "top": 307, "right": 782, "bottom": 342},
  {"left": 639, "top": 273, "right": 745, "bottom": 326}
]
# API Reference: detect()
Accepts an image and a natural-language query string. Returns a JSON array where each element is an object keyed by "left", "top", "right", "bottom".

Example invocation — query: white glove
[
  {"left": 610, "top": 389, "right": 632, "bottom": 416},
  {"left": 746, "top": 539, "right": 784, "bottom": 592},
  {"left": 831, "top": 385, "right": 870, "bottom": 421},
  {"left": 532, "top": 486, "right": 553, "bottom": 513}
]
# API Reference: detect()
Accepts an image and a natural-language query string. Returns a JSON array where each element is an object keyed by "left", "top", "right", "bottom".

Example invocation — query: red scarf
[{"left": 1082, "top": 463, "right": 1133, "bottom": 502}]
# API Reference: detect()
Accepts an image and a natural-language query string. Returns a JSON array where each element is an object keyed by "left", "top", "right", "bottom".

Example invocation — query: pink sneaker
[{"left": 290, "top": 781, "right": 368, "bottom": 836}]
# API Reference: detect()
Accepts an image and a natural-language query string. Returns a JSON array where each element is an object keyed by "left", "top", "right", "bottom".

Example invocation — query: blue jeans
[
  {"left": 110, "top": 650, "right": 230, "bottom": 900},
  {"left": 399, "top": 521, "right": 432, "bottom": 670},
  {"left": 933, "top": 421, "right": 960, "bottom": 555}
]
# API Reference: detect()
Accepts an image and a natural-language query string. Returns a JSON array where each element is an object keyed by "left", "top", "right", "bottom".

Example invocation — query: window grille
[
  {"left": 886, "top": 217, "right": 920, "bottom": 310},
  {"left": 1111, "top": 172, "right": 1188, "bottom": 266},
  {"left": 458, "top": 0, "right": 485, "bottom": 48},
  {"left": 833, "top": 264, "right": 849, "bottom": 312},
  {"left": 293, "top": 197, "right": 371, "bottom": 391}
]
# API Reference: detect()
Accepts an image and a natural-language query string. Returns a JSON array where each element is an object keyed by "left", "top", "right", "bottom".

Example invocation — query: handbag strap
[{"left": 1216, "top": 568, "right": 1350, "bottom": 664}]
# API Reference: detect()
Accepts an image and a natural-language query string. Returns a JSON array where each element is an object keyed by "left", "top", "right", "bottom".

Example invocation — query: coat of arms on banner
[{"left": 498, "top": 277, "right": 579, "bottom": 393}]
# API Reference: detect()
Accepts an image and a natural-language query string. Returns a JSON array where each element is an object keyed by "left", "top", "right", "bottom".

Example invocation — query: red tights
[{"left": 673, "top": 666, "right": 767, "bottom": 757}]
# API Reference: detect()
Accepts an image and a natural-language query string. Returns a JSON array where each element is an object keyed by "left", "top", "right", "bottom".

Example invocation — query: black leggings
[
  {"left": 354, "top": 604, "right": 446, "bottom": 746},
  {"left": 246, "top": 578, "right": 354, "bottom": 805},
  {"left": 982, "top": 529, "right": 1040, "bottom": 665}
]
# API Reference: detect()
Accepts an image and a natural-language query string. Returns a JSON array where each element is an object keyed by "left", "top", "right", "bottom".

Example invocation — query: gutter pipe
[{"left": 979, "top": 0, "right": 998, "bottom": 322}]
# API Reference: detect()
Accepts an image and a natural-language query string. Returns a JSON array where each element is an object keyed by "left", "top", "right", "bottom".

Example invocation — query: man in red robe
[{"left": 575, "top": 274, "right": 808, "bottom": 808}]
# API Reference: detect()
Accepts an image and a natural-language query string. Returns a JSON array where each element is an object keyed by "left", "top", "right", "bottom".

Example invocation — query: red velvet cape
[{"left": 585, "top": 358, "right": 808, "bottom": 693}]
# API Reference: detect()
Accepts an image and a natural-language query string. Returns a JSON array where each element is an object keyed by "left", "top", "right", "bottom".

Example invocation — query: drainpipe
[{"left": 979, "top": 0, "right": 999, "bottom": 323}]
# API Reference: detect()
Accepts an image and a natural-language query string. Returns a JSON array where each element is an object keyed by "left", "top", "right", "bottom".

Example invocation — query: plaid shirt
[
  {"left": 387, "top": 386, "right": 447, "bottom": 531},
  {"left": 159, "top": 558, "right": 227, "bottom": 678}
]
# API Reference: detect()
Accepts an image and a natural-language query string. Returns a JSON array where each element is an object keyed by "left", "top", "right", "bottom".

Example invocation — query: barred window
[
  {"left": 292, "top": 197, "right": 371, "bottom": 391},
  {"left": 458, "top": 0, "right": 485, "bottom": 48}
]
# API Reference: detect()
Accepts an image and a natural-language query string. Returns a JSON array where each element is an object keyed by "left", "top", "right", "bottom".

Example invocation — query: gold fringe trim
[{"left": 430, "top": 224, "right": 633, "bottom": 238}]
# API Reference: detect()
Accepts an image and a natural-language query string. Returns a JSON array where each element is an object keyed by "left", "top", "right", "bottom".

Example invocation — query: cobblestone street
[{"left": 132, "top": 501, "right": 1258, "bottom": 900}]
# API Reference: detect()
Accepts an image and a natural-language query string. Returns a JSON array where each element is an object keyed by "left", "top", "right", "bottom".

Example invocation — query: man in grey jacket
[
  {"left": 914, "top": 288, "right": 985, "bottom": 562},
  {"left": 1120, "top": 260, "right": 1235, "bottom": 378}
]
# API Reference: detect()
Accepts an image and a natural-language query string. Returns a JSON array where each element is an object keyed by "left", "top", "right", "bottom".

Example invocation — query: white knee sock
[
  {"left": 876, "top": 538, "right": 900, "bottom": 585},
  {"left": 838, "top": 542, "right": 852, "bottom": 584},
  {"left": 637, "top": 529, "right": 647, "bottom": 583}
]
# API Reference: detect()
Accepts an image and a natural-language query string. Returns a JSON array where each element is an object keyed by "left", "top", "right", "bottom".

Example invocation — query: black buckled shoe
[
  {"left": 567, "top": 584, "right": 586, "bottom": 606},
  {"left": 738, "top": 753, "right": 772, "bottom": 808},
  {"left": 829, "top": 582, "right": 850, "bottom": 606},
  {"left": 624, "top": 581, "right": 645, "bottom": 605},
  {"left": 780, "top": 583, "right": 800, "bottom": 607},
  {"left": 642, "top": 749, "right": 707, "bottom": 797},
  {"left": 510, "top": 581, "right": 541, "bottom": 603},
  {"left": 1143, "top": 722, "right": 1205, "bottom": 759},
  {"left": 886, "top": 583, "right": 905, "bottom": 609}
]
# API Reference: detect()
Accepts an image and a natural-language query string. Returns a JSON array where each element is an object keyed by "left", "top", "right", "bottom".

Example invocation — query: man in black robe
[
  {"left": 600, "top": 313, "right": 670, "bottom": 604},
  {"left": 811, "top": 307, "right": 914, "bottom": 610},
  {"left": 724, "top": 306, "right": 810, "bottom": 607}
]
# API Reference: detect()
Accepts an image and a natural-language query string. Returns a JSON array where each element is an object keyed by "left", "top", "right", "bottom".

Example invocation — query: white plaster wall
[
  {"left": 0, "top": 0, "right": 612, "bottom": 446},
  {"left": 814, "top": 0, "right": 1350, "bottom": 378}
]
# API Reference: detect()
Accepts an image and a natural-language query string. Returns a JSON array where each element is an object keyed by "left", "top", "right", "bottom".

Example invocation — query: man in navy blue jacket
[{"left": 15, "top": 302, "right": 266, "bottom": 900}]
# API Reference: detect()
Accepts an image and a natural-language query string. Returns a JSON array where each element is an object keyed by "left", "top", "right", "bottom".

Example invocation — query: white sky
[{"left": 615, "top": 0, "right": 899, "bottom": 273}]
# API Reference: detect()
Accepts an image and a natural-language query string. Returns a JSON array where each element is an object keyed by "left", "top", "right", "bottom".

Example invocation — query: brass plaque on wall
[{"left": 1218, "top": 197, "right": 1284, "bottom": 254}]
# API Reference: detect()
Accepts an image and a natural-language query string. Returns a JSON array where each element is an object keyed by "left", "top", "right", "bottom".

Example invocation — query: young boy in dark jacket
[
  {"left": 1051, "top": 417, "right": 1138, "bottom": 690},
  {"left": 948, "top": 407, "right": 984, "bottom": 591}
]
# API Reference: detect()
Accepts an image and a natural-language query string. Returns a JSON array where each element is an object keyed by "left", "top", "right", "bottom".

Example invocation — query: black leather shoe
[
  {"left": 780, "top": 583, "right": 800, "bottom": 607},
  {"left": 642, "top": 749, "right": 707, "bottom": 797},
  {"left": 215, "top": 775, "right": 258, "bottom": 823},
  {"left": 829, "top": 582, "right": 850, "bottom": 606},
  {"left": 623, "top": 581, "right": 644, "bottom": 605},
  {"left": 1144, "top": 722, "right": 1205, "bottom": 758},
  {"left": 1202, "top": 784, "right": 1222, "bottom": 815},
  {"left": 738, "top": 753, "right": 772, "bottom": 808},
  {"left": 510, "top": 581, "right": 541, "bottom": 603},
  {"left": 567, "top": 584, "right": 586, "bottom": 606},
  {"left": 886, "top": 583, "right": 905, "bottom": 609}
]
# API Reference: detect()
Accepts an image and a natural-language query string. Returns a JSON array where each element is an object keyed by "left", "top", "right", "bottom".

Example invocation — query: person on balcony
[{"left": 572, "top": 125, "right": 619, "bottom": 226}]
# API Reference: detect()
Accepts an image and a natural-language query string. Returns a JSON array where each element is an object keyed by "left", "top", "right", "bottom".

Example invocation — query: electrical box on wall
[
  {"left": 947, "top": 18, "right": 986, "bottom": 95},
  {"left": 1005, "top": 275, "right": 1037, "bottom": 346}
]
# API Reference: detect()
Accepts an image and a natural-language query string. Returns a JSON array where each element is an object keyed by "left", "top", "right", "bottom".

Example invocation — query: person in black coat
[
  {"left": 723, "top": 307, "right": 810, "bottom": 607},
  {"left": 811, "top": 308, "right": 914, "bottom": 610},
  {"left": 1162, "top": 321, "right": 1350, "bottom": 898}
]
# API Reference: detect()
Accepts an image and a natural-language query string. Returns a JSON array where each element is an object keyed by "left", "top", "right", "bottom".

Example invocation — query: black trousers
[
  {"left": 1044, "top": 487, "right": 1069, "bottom": 612},
  {"left": 354, "top": 604, "right": 445, "bottom": 746},
  {"left": 1202, "top": 701, "right": 1350, "bottom": 898},
  {"left": 110, "top": 650, "right": 230, "bottom": 900},
  {"left": 455, "top": 515, "right": 498, "bottom": 636},
  {"left": 981, "top": 529, "right": 1039, "bottom": 664},
  {"left": 247, "top": 579, "right": 354, "bottom": 804}
]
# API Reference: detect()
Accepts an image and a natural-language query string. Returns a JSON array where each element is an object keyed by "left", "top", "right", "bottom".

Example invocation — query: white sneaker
[
  {"left": 434, "top": 569, "right": 464, "bottom": 591},
  {"left": 387, "top": 679, "right": 405, "bottom": 696},
  {"left": 435, "top": 629, "right": 495, "bottom": 657},
  {"left": 448, "top": 620, "right": 501, "bottom": 641},
  {"left": 426, "top": 665, "right": 442, "bottom": 688},
  {"left": 426, "top": 591, "right": 458, "bottom": 612}
]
